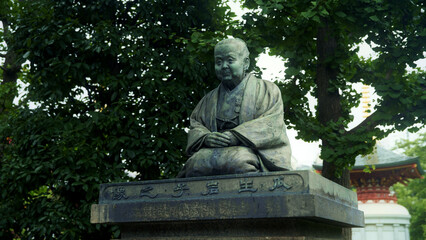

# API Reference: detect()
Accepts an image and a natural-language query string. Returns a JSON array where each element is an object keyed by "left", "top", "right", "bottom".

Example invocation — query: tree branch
[
  {"left": 0, "top": 53, "right": 6, "bottom": 58},
  {"left": 346, "top": 110, "right": 381, "bottom": 135},
  {"left": 347, "top": 68, "right": 397, "bottom": 136},
  {"left": 347, "top": 105, "right": 415, "bottom": 137},
  {"left": 0, "top": 66, "right": 6, "bottom": 71}
]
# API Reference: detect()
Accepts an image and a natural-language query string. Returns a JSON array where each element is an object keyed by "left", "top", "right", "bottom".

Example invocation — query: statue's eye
[{"left": 216, "top": 60, "right": 222, "bottom": 65}]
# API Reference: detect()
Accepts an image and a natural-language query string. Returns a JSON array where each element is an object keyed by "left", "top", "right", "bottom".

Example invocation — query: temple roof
[
  {"left": 313, "top": 145, "right": 424, "bottom": 176},
  {"left": 313, "top": 145, "right": 423, "bottom": 202},
  {"left": 351, "top": 145, "right": 423, "bottom": 173}
]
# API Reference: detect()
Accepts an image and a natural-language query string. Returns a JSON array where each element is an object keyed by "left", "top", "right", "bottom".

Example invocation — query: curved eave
[
  {"left": 351, "top": 157, "right": 422, "bottom": 172},
  {"left": 313, "top": 157, "right": 424, "bottom": 179}
]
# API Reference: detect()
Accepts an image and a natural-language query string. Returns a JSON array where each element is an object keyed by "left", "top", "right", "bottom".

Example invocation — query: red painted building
[{"left": 314, "top": 145, "right": 424, "bottom": 240}]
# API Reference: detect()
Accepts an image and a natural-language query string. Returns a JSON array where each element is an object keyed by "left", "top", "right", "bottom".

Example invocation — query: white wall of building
[{"left": 353, "top": 202, "right": 410, "bottom": 240}]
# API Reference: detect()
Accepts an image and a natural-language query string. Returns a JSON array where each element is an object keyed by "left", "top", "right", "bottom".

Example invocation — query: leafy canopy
[
  {"left": 0, "top": 0, "right": 234, "bottom": 239},
  {"left": 241, "top": 0, "right": 425, "bottom": 181}
]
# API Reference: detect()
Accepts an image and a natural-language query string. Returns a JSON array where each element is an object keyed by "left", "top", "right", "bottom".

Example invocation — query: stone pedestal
[{"left": 91, "top": 171, "right": 364, "bottom": 239}]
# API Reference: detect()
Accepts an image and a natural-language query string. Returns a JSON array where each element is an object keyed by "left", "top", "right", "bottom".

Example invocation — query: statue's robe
[{"left": 178, "top": 73, "right": 291, "bottom": 177}]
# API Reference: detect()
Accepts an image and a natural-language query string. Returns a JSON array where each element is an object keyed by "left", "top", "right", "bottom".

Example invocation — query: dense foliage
[
  {"left": 0, "top": 0, "right": 21, "bottom": 122},
  {"left": 1, "top": 0, "right": 425, "bottom": 239},
  {"left": 241, "top": 0, "right": 425, "bottom": 185},
  {"left": 393, "top": 133, "right": 426, "bottom": 240},
  {"left": 0, "top": 0, "right": 233, "bottom": 239}
]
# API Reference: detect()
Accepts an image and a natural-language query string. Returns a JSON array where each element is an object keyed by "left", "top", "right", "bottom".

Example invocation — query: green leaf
[
  {"left": 369, "top": 16, "right": 379, "bottom": 22},
  {"left": 285, "top": 67, "right": 299, "bottom": 76},
  {"left": 128, "top": 150, "right": 135, "bottom": 158},
  {"left": 320, "top": 9, "right": 329, "bottom": 16},
  {"left": 335, "top": 12, "right": 346, "bottom": 18},
  {"left": 111, "top": 92, "right": 117, "bottom": 101},
  {"left": 23, "top": 51, "right": 31, "bottom": 59},
  {"left": 301, "top": 11, "right": 316, "bottom": 19}
]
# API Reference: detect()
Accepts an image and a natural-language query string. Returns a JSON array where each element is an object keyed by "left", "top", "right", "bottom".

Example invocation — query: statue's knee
[
  {"left": 236, "top": 160, "right": 259, "bottom": 173},
  {"left": 182, "top": 152, "right": 214, "bottom": 177}
]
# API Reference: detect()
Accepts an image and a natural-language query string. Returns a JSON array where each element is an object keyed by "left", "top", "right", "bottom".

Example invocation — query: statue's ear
[{"left": 244, "top": 57, "right": 250, "bottom": 71}]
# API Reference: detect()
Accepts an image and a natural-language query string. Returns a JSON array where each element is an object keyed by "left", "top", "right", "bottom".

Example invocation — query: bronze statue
[{"left": 178, "top": 38, "right": 291, "bottom": 178}]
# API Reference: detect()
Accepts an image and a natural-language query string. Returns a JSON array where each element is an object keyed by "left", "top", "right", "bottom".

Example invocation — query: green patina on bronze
[{"left": 178, "top": 38, "right": 291, "bottom": 178}]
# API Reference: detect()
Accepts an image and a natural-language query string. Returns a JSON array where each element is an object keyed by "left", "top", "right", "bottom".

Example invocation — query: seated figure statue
[{"left": 178, "top": 38, "right": 291, "bottom": 178}]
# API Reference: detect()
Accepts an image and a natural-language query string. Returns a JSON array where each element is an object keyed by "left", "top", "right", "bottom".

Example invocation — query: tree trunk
[{"left": 316, "top": 20, "right": 352, "bottom": 240}]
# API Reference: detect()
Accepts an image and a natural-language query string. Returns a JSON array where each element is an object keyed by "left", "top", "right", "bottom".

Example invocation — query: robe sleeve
[
  {"left": 185, "top": 96, "right": 211, "bottom": 156},
  {"left": 231, "top": 81, "right": 288, "bottom": 150}
]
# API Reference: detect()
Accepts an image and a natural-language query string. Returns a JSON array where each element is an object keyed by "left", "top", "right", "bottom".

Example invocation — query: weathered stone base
[
  {"left": 91, "top": 171, "right": 364, "bottom": 239},
  {"left": 120, "top": 219, "right": 346, "bottom": 240}
]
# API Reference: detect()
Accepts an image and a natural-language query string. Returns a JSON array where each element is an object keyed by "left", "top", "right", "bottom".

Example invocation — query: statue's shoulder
[
  {"left": 253, "top": 76, "right": 281, "bottom": 94},
  {"left": 198, "top": 85, "right": 220, "bottom": 103},
  {"left": 206, "top": 86, "right": 219, "bottom": 96}
]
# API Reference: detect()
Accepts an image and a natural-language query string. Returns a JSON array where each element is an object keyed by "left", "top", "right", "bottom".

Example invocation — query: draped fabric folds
[{"left": 179, "top": 74, "right": 292, "bottom": 177}]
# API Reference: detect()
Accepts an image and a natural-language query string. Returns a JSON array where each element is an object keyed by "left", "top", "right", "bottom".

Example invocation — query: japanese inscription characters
[
  {"left": 100, "top": 173, "right": 303, "bottom": 203},
  {"left": 91, "top": 171, "right": 363, "bottom": 228}
]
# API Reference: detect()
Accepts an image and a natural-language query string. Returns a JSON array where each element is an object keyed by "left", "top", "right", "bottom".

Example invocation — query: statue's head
[{"left": 214, "top": 38, "right": 250, "bottom": 89}]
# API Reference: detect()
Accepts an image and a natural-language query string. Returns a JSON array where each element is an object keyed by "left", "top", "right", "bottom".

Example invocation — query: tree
[
  {"left": 240, "top": 1, "right": 425, "bottom": 238},
  {"left": 241, "top": 0, "right": 425, "bottom": 186},
  {"left": 0, "top": 0, "right": 234, "bottom": 239},
  {"left": 0, "top": 0, "right": 22, "bottom": 159},
  {"left": 393, "top": 133, "right": 426, "bottom": 240},
  {"left": 0, "top": 0, "right": 21, "bottom": 116}
]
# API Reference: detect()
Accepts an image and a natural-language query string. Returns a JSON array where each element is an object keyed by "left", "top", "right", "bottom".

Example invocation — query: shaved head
[{"left": 214, "top": 38, "right": 250, "bottom": 59}]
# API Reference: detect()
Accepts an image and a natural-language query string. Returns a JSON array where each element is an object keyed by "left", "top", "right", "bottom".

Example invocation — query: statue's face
[{"left": 214, "top": 43, "right": 249, "bottom": 86}]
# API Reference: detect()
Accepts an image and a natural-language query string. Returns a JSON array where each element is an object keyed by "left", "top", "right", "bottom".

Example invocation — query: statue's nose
[{"left": 223, "top": 61, "right": 229, "bottom": 68}]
